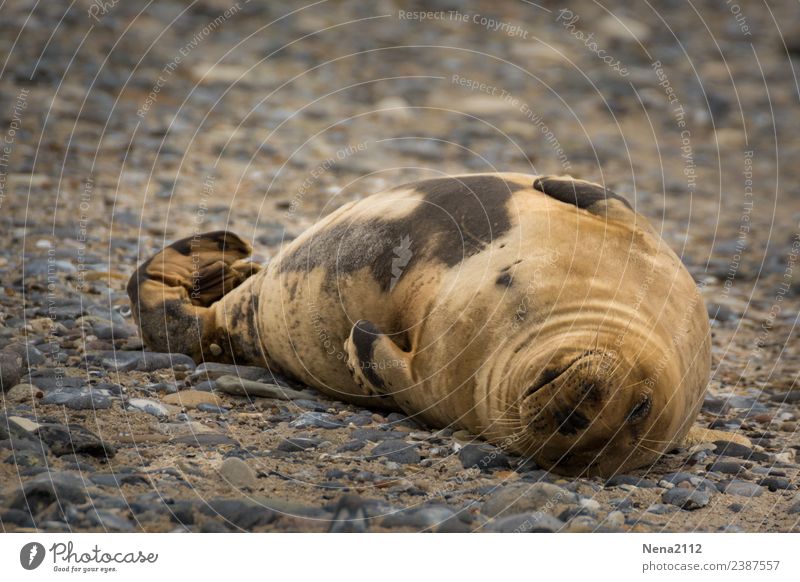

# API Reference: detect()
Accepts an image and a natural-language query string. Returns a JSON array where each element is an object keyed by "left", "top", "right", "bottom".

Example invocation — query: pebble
[
  {"left": 713, "top": 441, "right": 770, "bottom": 462},
  {"left": 0, "top": 349, "right": 23, "bottom": 391},
  {"left": 489, "top": 512, "right": 565, "bottom": 533},
  {"left": 368, "top": 439, "right": 420, "bottom": 464},
  {"left": 289, "top": 412, "right": 343, "bottom": 429},
  {"left": 218, "top": 457, "right": 258, "bottom": 489},
  {"left": 171, "top": 433, "right": 239, "bottom": 447},
  {"left": 90, "top": 473, "right": 148, "bottom": 487},
  {"left": 126, "top": 398, "right": 170, "bottom": 418},
  {"left": 381, "top": 505, "right": 459, "bottom": 531},
  {"left": 457, "top": 443, "right": 511, "bottom": 472},
  {"left": 162, "top": 390, "right": 222, "bottom": 409},
  {"left": 277, "top": 437, "right": 322, "bottom": 452},
  {"left": 604, "top": 510, "right": 626, "bottom": 528},
  {"left": 216, "top": 375, "right": 308, "bottom": 400},
  {"left": 191, "top": 362, "right": 273, "bottom": 382},
  {"left": 662, "top": 487, "right": 711, "bottom": 510},
  {"left": 706, "top": 460, "right": 750, "bottom": 475},
  {"left": 36, "top": 423, "right": 115, "bottom": 458},
  {"left": 9, "top": 472, "right": 87, "bottom": 514},
  {"left": 42, "top": 390, "right": 112, "bottom": 410},
  {"left": 482, "top": 482, "right": 577, "bottom": 518},
  {"left": 198, "top": 498, "right": 276, "bottom": 530},
  {"left": 90, "top": 350, "right": 196, "bottom": 372},
  {"left": 759, "top": 477, "right": 793, "bottom": 491},
  {"left": 606, "top": 474, "right": 658, "bottom": 488},
  {"left": 646, "top": 504, "right": 676, "bottom": 515}
]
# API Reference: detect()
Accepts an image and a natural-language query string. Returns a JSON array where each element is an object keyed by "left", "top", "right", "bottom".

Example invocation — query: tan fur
[{"left": 128, "top": 173, "right": 740, "bottom": 476}]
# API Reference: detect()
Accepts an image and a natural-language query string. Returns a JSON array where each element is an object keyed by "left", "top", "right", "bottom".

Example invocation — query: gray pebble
[
  {"left": 458, "top": 443, "right": 511, "bottom": 473},
  {"left": 277, "top": 437, "right": 322, "bottom": 452},
  {"left": 489, "top": 512, "right": 564, "bottom": 533},
  {"left": 722, "top": 480, "right": 764, "bottom": 497},
  {"left": 289, "top": 412, "right": 343, "bottom": 429},
  {"left": 126, "top": 398, "right": 169, "bottom": 418},
  {"left": 368, "top": 439, "right": 420, "bottom": 464},
  {"left": 662, "top": 487, "right": 711, "bottom": 510}
]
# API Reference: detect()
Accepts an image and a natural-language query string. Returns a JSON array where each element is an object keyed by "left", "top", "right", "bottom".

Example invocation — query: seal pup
[{"left": 128, "top": 173, "right": 745, "bottom": 476}]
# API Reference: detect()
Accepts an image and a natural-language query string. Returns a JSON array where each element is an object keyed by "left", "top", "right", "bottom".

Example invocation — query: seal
[{"left": 128, "top": 172, "right": 744, "bottom": 476}]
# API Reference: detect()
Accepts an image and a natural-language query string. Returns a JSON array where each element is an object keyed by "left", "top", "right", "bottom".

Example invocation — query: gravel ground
[{"left": 1, "top": 0, "right": 799, "bottom": 532}]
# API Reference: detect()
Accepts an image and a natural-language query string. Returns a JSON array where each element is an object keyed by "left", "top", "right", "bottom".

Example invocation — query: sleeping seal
[{"left": 128, "top": 173, "right": 741, "bottom": 476}]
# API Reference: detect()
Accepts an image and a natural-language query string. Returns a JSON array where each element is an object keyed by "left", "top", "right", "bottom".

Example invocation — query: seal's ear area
[
  {"left": 532, "top": 176, "right": 634, "bottom": 220},
  {"left": 344, "top": 320, "right": 414, "bottom": 400},
  {"left": 126, "top": 231, "right": 259, "bottom": 357}
]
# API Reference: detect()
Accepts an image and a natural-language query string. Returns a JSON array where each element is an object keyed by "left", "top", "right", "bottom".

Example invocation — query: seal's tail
[{"left": 126, "top": 231, "right": 261, "bottom": 362}]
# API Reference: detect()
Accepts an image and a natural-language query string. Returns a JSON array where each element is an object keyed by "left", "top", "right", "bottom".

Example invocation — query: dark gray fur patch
[
  {"left": 495, "top": 272, "right": 513, "bottom": 287},
  {"left": 279, "top": 176, "right": 524, "bottom": 291},
  {"left": 533, "top": 177, "right": 632, "bottom": 213},
  {"left": 351, "top": 320, "right": 385, "bottom": 390}
]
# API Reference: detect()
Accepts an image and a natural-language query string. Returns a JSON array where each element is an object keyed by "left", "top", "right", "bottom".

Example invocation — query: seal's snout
[{"left": 519, "top": 349, "right": 663, "bottom": 476}]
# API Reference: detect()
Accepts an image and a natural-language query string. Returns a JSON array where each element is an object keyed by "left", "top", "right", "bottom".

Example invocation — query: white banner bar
[{"left": 1, "top": 533, "right": 796, "bottom": 581}]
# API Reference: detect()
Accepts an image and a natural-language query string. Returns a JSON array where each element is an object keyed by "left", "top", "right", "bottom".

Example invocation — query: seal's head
[{"left": 513, "top": 339, "right": 700, "bottom": 476}]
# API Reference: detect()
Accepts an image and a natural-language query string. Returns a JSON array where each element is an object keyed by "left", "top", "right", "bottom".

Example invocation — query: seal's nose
[{"left": 518, "top": 349, "right": 658, "bottom": 476}]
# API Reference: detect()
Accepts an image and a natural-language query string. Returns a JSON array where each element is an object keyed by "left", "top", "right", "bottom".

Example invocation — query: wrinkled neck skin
[{"left": 476, "top": 287, "right": 709, "bottom": 477}]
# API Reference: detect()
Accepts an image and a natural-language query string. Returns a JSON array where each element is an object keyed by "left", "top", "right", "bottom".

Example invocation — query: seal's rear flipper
[
  {"left": 683, "top": 426, "right": 751, "bottom": 448},
  {"left": 127, "top": 231, "right": 260, "bottom": 361},
  {"left": 344, "top": 320, "right": 414, "bottom": 400}
]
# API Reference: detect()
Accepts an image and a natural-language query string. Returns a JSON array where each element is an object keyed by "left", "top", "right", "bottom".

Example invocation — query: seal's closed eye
[{"left": 626, "top": 395, "right": 652, "bottom": 424}]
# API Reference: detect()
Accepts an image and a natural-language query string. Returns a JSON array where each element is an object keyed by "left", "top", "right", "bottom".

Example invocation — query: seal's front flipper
[
  {"left": 683, "top": 426, "right": 751, "bottom": 448},
  {"left": 344, "top": 320, "right": 413, "bottom": 399},
  {"left": 127, "top": 231, "right": 260, "bottom": 361}
]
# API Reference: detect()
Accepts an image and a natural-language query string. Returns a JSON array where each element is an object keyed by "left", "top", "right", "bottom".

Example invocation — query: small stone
[
  {"left": 36, "top": 423, "right": 115, "bottom": 458},
  {"left": 713, "top": 441, "right": 769, "bottom": 462},
  {"left": 606, "top": 474, "right": 658, "bottom": 488},
  {"left": 458, "top": 443, "right": 511, "bottom": 473},
  {"left": 604, "top": 510, "right": 625, "bottom": 528},
  {"left": 216, "top": 375, "right": 308, "bottom": 400},
  {"left": 209, "top": 343, "right": 223, "bottom": 356},
  {"left": 163, "top": 390, "right": 222, "bottom": 409},
  {"left": 171, "top": 433, "right": 239, "bottom": 447},
  {"left": 198, "top": 498, "right": 275, "bottom": 530},
  {"left": 190, "top": 362, "right": 274, "bottom": 382},
  {"left": 10, "top": 472, "right": 87, "bottom": 514},
  {"left": 489, "top": 512, "right": 564, "bottom": 533},
  {"left": 721, "top": 479, "right": 764, "bottom": 497},
  {"left": 706, "top": 460, "right": 750, "bottom": 475},
  {"left": 382, "top": 505, "right": 458, "bottom": 530},
  {"left": 662, "top": 487, "right": 710, "bottom": 510},
  {"left": 482, "top": 482, "right": 577, "bottom": 518},
  {"left": 277, "top": 437, "right": 322, "bottom": 452},
  {"left": 289, "top": 412, "right": 343, "bottom": 429},
  {"left": 197, "top": 403, "right": 229, "bottom": 414},
  {"left": 126, "top": 398, "right": 170, "bottom": 418},
  {"left": 759, "top": 477, "right": 793, "bottom": 491},
  {"left": 645, "top": 504, "right": 676, "bottom": 515},
  {"left": 3, "top": 383, "right": 43, "bottom": 404},
  {"left": 368, "top": 439, "right": 420, "bottom": 464},
  {"left": 91, "top": 351, "right": 196, "bottom": 372},
  {"left": 42, "top": 390, "right": 112, "bottom": 410},
  {"left": 218, "top": 457, "right": 258, "bottom": 489},
  {"left": 0, "top": 349, "right": 23, "bottom": 392}
]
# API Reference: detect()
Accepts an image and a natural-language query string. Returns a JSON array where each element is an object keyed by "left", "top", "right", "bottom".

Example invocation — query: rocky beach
[{"left": 1, "top": 0, "right": 799, "bottom": 532}]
